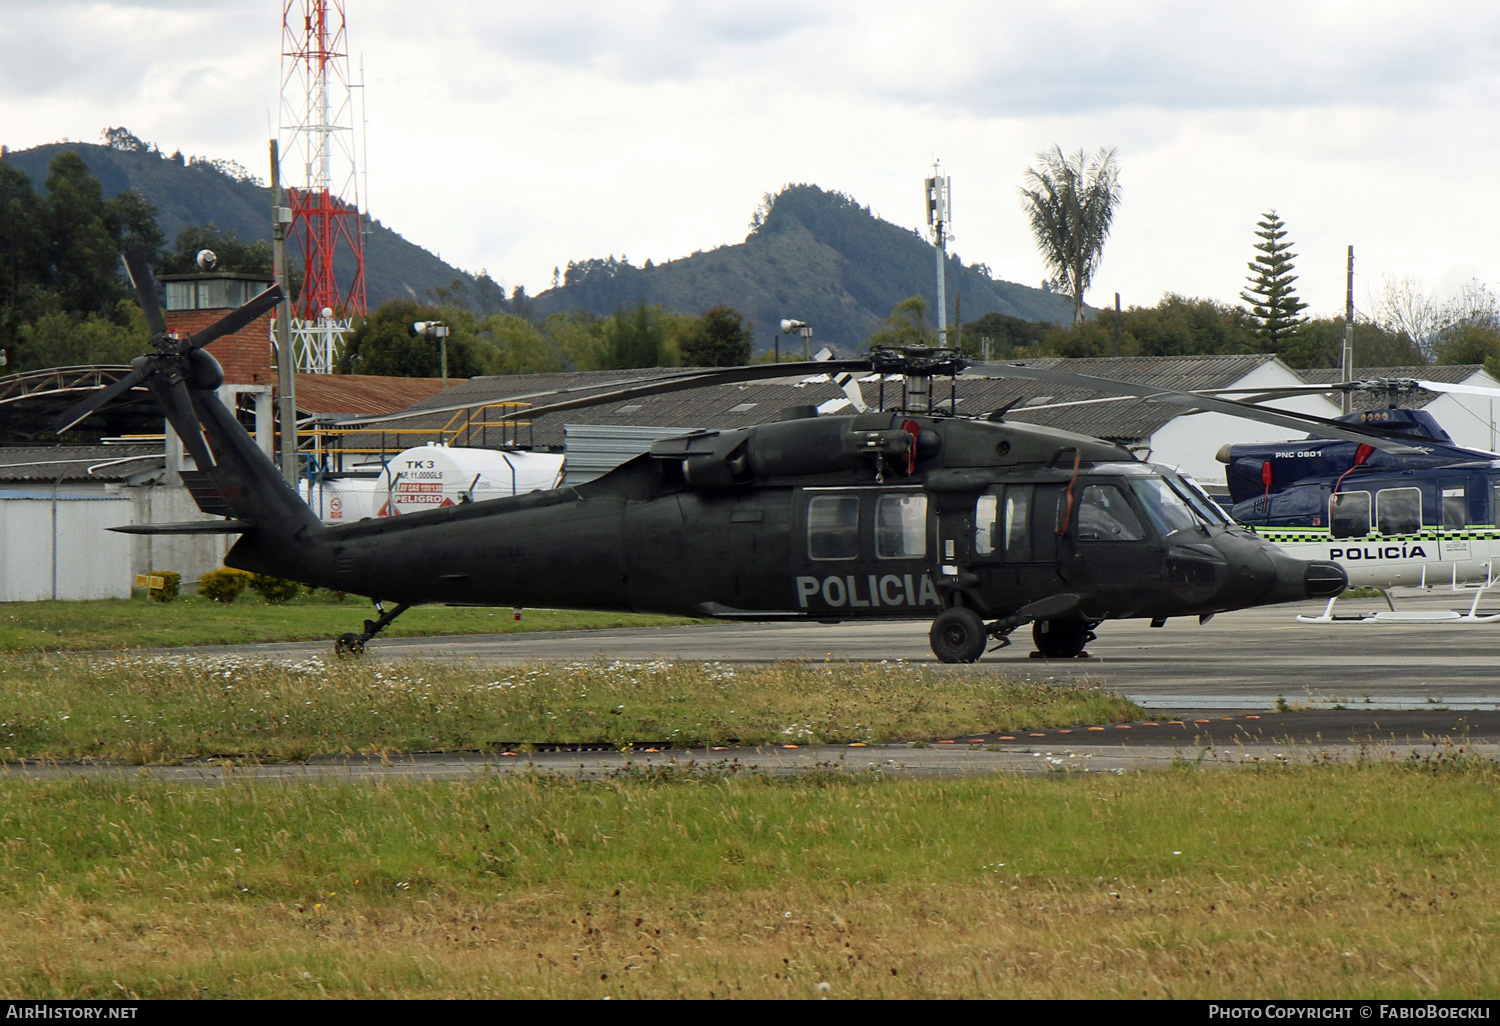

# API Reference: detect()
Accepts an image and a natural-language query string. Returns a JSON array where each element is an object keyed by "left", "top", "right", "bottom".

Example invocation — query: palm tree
[{"left": 1020, "top": 146, "right": 1121, "bottom": 325}]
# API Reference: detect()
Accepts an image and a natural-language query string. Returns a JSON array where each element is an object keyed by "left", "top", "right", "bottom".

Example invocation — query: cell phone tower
[
  {"left": 279, "top": 0, "right": 367, "bottom": 374},
  {"left": 924, "top": 163, "right": 952, "bottom": 348}
]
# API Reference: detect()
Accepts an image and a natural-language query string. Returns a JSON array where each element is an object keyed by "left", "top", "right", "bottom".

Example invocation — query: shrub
[
  {"left": 197, "top": 568, "right": 250, "bottom": 604},
  {"left": 147, "top": 570, "right": 180, "bottom": 603},
  {"left": 248, "top": 573, "right": 302, "bottom": 604}
]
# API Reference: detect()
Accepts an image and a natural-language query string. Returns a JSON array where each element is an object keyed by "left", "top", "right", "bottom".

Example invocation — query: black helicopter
[{"left": 64, "top": 252, "right": 1440, "bottom": 662}]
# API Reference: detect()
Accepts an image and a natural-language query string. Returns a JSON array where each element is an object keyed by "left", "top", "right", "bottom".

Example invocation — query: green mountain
[
  {"left": 534, "top": 185, "right": 1077, "bottom": 352},
  {"left": 2, "top": 140, "right": 480, "bottom": 308}
]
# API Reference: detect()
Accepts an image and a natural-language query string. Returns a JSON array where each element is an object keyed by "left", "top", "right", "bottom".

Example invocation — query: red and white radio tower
[{"left": 279, "top": 0, "right": 366, "bottom": 373}]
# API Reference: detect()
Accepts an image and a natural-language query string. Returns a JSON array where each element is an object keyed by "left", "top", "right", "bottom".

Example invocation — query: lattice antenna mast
[{"left": 279, "top": 0, "right": 367, "bottom": 374}]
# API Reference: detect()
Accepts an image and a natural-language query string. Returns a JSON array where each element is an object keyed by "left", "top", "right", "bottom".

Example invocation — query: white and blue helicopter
[{"left": 1211, "top": 376, "right": 1500, "bottom": 623}]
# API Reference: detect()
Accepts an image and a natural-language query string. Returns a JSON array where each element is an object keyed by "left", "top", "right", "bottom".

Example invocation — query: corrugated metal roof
[
  {"left": 0, "top": 444, "right": 163, "bottom": 482},
  {"left": 294, "top": 374, "right": 448, "bottom": 417},
  {"left": 968, "top": 355, "right": 1285, "bottom": 441},
  {"left": 333, "top": 355, "right": 1293, "bottom": 453}
]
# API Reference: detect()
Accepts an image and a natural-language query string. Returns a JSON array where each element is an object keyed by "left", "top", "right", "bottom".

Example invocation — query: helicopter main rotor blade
[
  {"left": 1208, "top": 378, "right": 1500, "bottom": 402},
  {"left": 163, "top": 378, "right": 216, "bottom": 469},
  {"left": 184, "top": 285, "right": 284, "bottom": 352},
  {"left": 963, "top": 362, "right": 1440, "bottom": 453},
  {"left": 343, "top": 359, "right": 874, "bottom": 426},
  {"left": 1407, "top": 378, "right": 1500, "bottom": 399},
  {"left": 52, "top": 364, "right": 149, "bottom": 433},
  {"left": 121, "top": 250, "right": 167, "bottom": 340}
]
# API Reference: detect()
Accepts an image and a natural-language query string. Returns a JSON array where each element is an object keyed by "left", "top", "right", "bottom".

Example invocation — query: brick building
[{"left": 160, "top": 271, "right": 277, "bottom": 461}]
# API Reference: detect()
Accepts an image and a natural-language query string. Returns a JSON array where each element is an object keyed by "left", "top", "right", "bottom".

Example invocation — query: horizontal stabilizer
[{"left": 108, "top": 520, "right": 253, "bottom": 535}]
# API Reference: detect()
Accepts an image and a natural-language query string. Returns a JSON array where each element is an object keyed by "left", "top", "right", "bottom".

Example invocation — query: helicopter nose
[{"left": 1265, "top": 553, "right": 1347, "bottom": 604}]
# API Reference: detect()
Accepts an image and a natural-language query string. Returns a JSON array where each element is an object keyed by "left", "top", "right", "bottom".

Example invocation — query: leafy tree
[
  {"left": 160, "top": 225, "right": 274, "bottom": 277},
  {"left": 473, "top": 312, "right": 565, "bottom": 375},
  {"left": 1240, "top": 211, "right": 1308, "bottom": 354},
  {"left": 0, "top": 162, "right": 48, "bottom": 351},
  {"left": 1274, "top": 316, "right": 1424, "bottom": 370},
  {"left": 963, "top": 311, "right": 1050, "bottom": 359},
  {"left": 679, "top": 304, "right": 753, "bottom": 366},
  {"left": 866, "top": 296, "right": 937, "bottom": 350},
  {"left": 1434, "top": 323, "right": 1500, "bottom": 379},
  {"left": 102, "top": 127, "right": 151, "bottom": 153},
  {"left": 103, "top": 190, "right": 163, "bottom": 261},
  {"left": 338, "top": 299, "right": 482, "bottom": 378},
  {"left": 600, "top": 302, "right": 667, "bottom": 369},
  {"left": 545, "top": 310, "right": 610, "bottom": 370},
  {"left": 1020, "top": 146, "right": 1122, "bottom": 325},
  {"left": 43, "top": 151, "right": 125, "bottom": 314},
  {"left": 16, "top": 304, "right": 147, "bottom": 368},
  {"left": 0, "top": 152, "right": 169, "bottom": 370}
]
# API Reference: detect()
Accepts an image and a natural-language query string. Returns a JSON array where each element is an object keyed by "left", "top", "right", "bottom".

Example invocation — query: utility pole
[
  {"left": 1343, "top": 246, "right": 1355, "bottom": 414},
  {"left": 1113, "top": 293, "right": 1122, "bottom": 357},
  {"left": 270, "top": 139, "right": 298, "bottom": 487}
]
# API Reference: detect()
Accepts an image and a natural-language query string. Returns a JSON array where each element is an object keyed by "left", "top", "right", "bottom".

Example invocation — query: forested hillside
[
  {"left": 2, "top": 138, "right": 482, "bottom": 308},
  {"left": 534, "top": 185, "right": 1077, "bottom": 352}
]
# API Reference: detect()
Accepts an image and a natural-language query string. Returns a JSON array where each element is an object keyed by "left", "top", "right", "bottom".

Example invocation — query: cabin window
[
  {"left": 1003, "top": 486, "right": 1034, "bottom": 561},
  {"left": 875, "top": 494, "right": 927, "bottom": 559},
  {"left": 975, "top": 494, "right": 997, "bottom": 555},
  {"left": 1376, "top": 487, "right": 1422, "bottom": 535},
  {"left": 807, "top": 495, "right": 860, "bottom": 561},
  {"left": 974, "top": 486, "right": 1034, "bottom": 561},
  {"left": 1443, "top": 487, "right": 1466, "bottom": 529},
  {"left": 1076, "top": 484, "right": 1145, "bottom": 542},
  {"left": 1330, "top": 491, "right": 1371, "bottom": 538}
]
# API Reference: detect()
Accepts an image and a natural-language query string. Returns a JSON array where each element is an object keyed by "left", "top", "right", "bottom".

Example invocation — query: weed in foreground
[{"left": 0, "top": 655, "right": 1139, "bottom": 762}]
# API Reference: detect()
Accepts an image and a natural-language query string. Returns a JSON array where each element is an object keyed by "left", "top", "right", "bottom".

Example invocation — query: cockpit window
[
  {"left": 1130, "top": 477, "right": 1200, "bottom": 537},
  {"left": 1077, "top": 484, "right": 1145, "bottom": 542},
  {"left": 1167, "top": 475, "right": 1231, "bottom": 525}
]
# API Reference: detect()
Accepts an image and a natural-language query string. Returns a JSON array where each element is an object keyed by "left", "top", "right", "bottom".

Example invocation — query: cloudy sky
[{"left": 3, "top": 0, "right": 1499, "bottom": 319}]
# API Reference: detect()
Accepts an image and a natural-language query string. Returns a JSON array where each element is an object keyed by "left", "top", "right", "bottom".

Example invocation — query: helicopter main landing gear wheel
[
  {"left": 1031, "top": 619, "right": 1097, "bottom": 659},
  {"left": 333, "top": 601, "right": 411, "bottom": 658},
  {"left": 930, "top": 607, "right": 988, "bottom": 663}
]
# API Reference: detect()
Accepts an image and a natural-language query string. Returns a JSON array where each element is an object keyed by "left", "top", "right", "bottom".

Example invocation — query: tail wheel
[
  {"left": 1032, "top": 619, "right": 1096, "bottom": 659},
  {"left": 334, "top": 633, "right": 366, "bottom": 658},
  {"left": 930, "top": 607, "right": 988, "bottom": 663}
]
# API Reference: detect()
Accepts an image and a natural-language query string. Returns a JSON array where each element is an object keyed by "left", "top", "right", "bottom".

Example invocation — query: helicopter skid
[
  {"left": 1297, "top": 610, "right": 1500, "bottom": 624},
  {"left": 1297, "top": 590, "right": 1500, "bottom": 624}
]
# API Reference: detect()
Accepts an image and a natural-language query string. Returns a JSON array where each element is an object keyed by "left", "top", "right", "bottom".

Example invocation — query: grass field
[
  {"left": 0, "top": 595, "right": 700, "bottom": 653},
  {"left": 0, "top": 761, "right": 1495, "bottom": 999},
  {"left": 0, "top": 656, "right": 1137, "bottom": 761}
]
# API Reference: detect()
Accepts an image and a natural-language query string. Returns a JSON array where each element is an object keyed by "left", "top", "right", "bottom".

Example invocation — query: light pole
[
  {"left": 414, "top": 321, "right": 451, "bottom": 388},
  {"left": 780, "top": 319, "right": 811, "bottom": 360}
]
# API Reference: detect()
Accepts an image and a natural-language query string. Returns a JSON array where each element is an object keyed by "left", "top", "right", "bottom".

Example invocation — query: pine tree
[{"left": 1240, "top": 210, "right": 1308, "bottom": 351}]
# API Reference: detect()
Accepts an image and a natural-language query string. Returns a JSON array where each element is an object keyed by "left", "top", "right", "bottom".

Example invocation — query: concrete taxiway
[
  {"left": 180, "top": 589, "right": 1500, "bottom": 713},
  {"left": 35, "top": 587, "right": 1469, "bottom": 780}
]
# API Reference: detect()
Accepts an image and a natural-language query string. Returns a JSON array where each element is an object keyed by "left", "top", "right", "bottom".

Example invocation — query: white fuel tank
[
  {"left": 299, "top": 446, "right": 565, "bottom": 524},
  {"left": 371, "top": 445, "right": 564, "bottom": 517}
]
